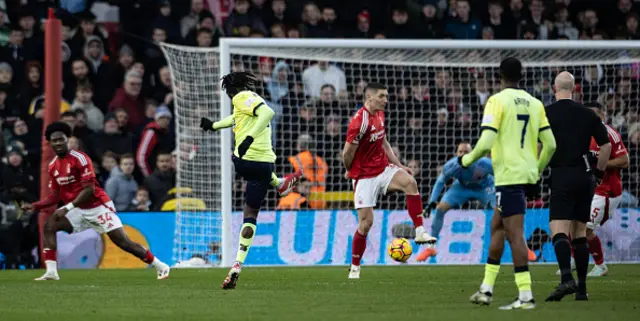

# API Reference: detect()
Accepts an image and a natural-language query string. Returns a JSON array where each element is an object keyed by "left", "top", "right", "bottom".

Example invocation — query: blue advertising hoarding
[{"left": 56, "top": 208, "right": 640, "bottom": 268}]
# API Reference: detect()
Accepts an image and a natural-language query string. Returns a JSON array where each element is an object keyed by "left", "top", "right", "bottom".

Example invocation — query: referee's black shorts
[{"left": 549, "top": 167, "right": 596, "bottom": 222}]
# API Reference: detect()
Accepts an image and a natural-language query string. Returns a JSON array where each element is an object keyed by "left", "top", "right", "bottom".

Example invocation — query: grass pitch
[{"left": 1, "top": 265, "right": 639, "bottom": 321}]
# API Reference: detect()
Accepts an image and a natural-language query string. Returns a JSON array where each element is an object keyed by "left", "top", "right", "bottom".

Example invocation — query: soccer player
[
  {"left": 23, "top": 122, "right": 170, "bottom": 281},
  {"left": 466, "top": 58, "right": 557, "bottom": 309},
  {"left": 417, "top": 141, "right": 494, "bottom": 261},
  {"left": 343, "top": 82, "right": 436, "bottom": 279},
  {"left": 584, "top": 102, "right": 628, "bottom": 276},
  {"left": 199, "top": 72, "right": 302, "bottom": 289}
]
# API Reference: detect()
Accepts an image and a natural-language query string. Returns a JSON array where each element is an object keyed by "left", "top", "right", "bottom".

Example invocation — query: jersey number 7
[{"left": 517, "top": 114, "right": 530, "bottom": 148}]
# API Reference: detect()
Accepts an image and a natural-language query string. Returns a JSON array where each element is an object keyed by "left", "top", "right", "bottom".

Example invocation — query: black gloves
[
  {"left": 593, "top": 168, "right": 604, "bottom": 185},
  {"left": 422, "top": 202, "right": 437, "bottom": 218},
  {"left": 238, "top": 136, "right": 254, "bottom": 158},
  {"left": 200, "top": 117, "right": 214, "bottom": 131},
  {"left": 586, "top": 151, "right": 598, "bottom": 167},
  {"left": 457, "top": 156, "right": 468, "bottom": 169}
]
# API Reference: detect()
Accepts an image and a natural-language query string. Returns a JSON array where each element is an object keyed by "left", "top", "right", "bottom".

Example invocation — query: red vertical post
[{"left": 38, "top": 8, "right": 62, "bottom": 265}]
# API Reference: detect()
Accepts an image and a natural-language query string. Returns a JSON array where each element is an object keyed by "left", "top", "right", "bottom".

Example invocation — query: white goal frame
[{"left": 216, "top": 38, "right": 640, "bottom": 267}]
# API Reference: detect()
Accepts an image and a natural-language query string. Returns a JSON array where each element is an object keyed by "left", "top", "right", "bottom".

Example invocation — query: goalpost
[{"left": 161, "top": 39, "right": 640, "bottom": 268}]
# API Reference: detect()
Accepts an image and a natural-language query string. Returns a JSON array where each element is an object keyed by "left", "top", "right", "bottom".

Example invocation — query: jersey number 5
[{"left": 517, "top": 115, "right": 530, "bottom": 148}]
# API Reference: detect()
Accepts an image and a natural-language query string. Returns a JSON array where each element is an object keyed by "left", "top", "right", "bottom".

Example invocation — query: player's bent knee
[
  {"left": 436, "top": 202, "right": 450, "bottom": 212},
  {"left": 241, "top": 226, "right": 254, "bottom": 239}
]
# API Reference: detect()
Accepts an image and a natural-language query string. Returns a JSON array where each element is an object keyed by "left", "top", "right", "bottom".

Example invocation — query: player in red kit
[
  {"left": 23, "top": 122, "right": 170, "bottom": 280},
  {"left": 342, "top": 82, "right": 436, "bottom": 279},
  {"left": 585, "top": 102, "right": 629, "bottom": 276}
]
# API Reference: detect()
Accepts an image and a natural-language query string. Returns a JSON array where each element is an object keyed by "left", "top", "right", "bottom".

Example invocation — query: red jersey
[
  {"left": 590, "top": 124, "right": 627, "bottom": 197},
  {"left": 46, "top": 150, "right": 111, "bottom": 209},
  {"left": 346, "top": 107, "right": 389, "bottom": 179}
]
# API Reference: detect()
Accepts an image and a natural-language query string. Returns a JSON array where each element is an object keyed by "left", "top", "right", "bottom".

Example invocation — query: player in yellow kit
[
  {"left": 200, "top": 72, "right": 302, "bottom": 289},
  {"left": 464, "top": 58, "right": 557, "bottom": 309}
]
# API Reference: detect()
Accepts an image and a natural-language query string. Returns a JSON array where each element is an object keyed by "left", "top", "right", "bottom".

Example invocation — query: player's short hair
[
  {"left": 458, "top": 140, "right": 471, "bottom": 146},
  {"left": 221, "top": 71, "right": 257, "bottom": 94},
  {"left": 365, "top": 82, "right": 386, "bottom": 92},
  {"left": 499, "top": 57, "right": 523, "bottom": 83},
  {"left": 45, "top": 121, "right": 72, "bottom": 141},
  {"left": 584, "top": 101, "right": 603, "bottom": 110}
]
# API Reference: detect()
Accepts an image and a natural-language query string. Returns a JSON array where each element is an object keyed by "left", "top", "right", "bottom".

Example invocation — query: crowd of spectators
[{"left": 0, "top": 0, "right": 639, "bottom": 266}]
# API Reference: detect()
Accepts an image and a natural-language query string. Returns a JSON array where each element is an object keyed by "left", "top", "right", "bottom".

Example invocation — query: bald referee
[{"left": 544, "top": 71, "right": 612, "bottom": 301}]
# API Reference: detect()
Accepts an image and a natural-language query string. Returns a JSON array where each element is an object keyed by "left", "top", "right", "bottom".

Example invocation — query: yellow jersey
[
  {"left": 232, "top": 90, "right": 277, "bottom": 163},
  {"left": 481, "top": 88, "right": 551, "bottom": 186}
]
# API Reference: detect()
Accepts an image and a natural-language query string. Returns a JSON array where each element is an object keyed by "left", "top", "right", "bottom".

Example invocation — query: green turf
[{"left": 1, "top": 265, "right": 639, "bottom": 321}]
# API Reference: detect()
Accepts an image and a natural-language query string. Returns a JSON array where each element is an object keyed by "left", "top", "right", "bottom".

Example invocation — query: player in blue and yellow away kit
[
  {"left": 463, "top": 58, "right": 557, "bottom": 310},
  {"left": 199, "top": 72, "right": 303, "bottom": 290}
]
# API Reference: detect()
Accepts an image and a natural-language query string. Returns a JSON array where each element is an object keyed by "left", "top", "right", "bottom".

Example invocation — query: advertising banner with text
[{"left": 56, "top": 209, "right": 640, "bottom": 268}]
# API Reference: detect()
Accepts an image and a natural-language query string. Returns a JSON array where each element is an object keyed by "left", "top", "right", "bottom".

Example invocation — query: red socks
[
  {"left": 143, "top": 250, "right": 155, "bottom": 264},
  {"left": 43, "top": 248, "right": 57, "bottom": 262},
  {"left": 351, "top": 230, "right": 367, "bottom": 266},
  {"left": 406, "top": 194, "right": 424, "bottom": 228},
  {"left": 588, "top": 235, "right": 605, "bottom": 265}
]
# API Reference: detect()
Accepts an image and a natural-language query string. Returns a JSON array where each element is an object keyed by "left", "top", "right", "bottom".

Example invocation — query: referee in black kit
[{"left": 544, "top": 71, "right": 612, "bottom": 302}]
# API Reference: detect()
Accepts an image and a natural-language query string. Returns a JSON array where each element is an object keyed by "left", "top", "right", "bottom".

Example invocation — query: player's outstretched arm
[
  {"left": 27, "top": 189, "right": 60, "bottom": 212},
  {"left": 537, "top": 129, "right": 557, "bottom": 173},
  {"left": 200, "top": 115, "right": 234, "bottom": 131},
  {"left": 461, "top": 130, "right": 497, "bottom": 167}
]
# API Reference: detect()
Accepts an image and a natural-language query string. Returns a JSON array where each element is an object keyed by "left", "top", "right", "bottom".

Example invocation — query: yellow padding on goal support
[
  {"left": 161, "top": 198, "right": 207, "bottom": 211},
  {"left": 167, "top": 187, "right": 194, "bottom": 195},
  {"left": 308, "top": 191, "right": 353, "bottom": 202}
]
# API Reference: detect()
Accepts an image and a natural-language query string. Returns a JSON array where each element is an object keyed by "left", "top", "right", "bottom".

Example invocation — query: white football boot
[
  {"left": 414, "top": 226, "right": 437, "bottom": 245},
  {"left": 156, "top": 262, "right": 171, "bottom": 280},
  {"left": 470, "top": 291, "right": 493, "bottom": 305},
  {"left": 498, "top": 298, "right": 536, "bottom": 310},
  {"left": 348, "top": 265, "right": 361, "bottom": 279},
  {"left": 34, "top": 271, "right": 60, "bottom": 281},
  {"left": 587, "top": 264, "right": 608, "bottom": 277}
]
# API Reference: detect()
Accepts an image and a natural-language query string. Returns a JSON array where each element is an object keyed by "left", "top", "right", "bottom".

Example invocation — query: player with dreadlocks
[{"left": 200, "top": 72, "right": 303, "bottom": 289}]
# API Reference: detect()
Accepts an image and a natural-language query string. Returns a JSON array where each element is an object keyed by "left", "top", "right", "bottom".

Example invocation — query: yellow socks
[
  {"left": 235, "top": 219, "right": 257, "bottom": 264},
  {"left": 480, "top": 258, "right": 501, "bottom": 293},
  {"left": 514, "top": 266, "right": 533, "bottom": 301}
]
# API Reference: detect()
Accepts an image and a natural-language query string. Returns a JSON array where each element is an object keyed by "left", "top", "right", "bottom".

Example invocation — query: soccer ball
[{"left": 387, "top": 238, "right": 412, "bottom": 263}]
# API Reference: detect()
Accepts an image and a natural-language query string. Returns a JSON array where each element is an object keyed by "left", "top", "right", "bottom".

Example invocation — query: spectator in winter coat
[
  {"left": 136, "top": 106, "right": 174, "bottom": 177},
  {"left": 71, "top": 83, "right": 104, "bottom": 132},
  {"left": 224, "top": 0, "right": 268, "bottom": 36},
  {"left": 89, "top": 113, "right": 134, "bottom": 159},
  {"left": 152, "top": 66, "right": 173, "bottom": 111},
  {"left": 153, "top": 0, "right": 181, "bottom": 43},
  {"left": 445, "top": 0, "right": 482, "bottom": 39},
  {"left": 105, "top": 153, "right": 138, "bottom": 212},
  {"left": 143, "top": 152, "right": 176, "bottom": 210},
  {"left": 83, "top": 35, "right": 106, "bottom": 74},
  {"left": 109, "top": 70, "right": 146, "bottom": 130}
]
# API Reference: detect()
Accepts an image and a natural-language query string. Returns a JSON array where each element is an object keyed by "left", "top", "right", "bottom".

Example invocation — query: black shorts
[
  {"left": 232, "top": 156, "right": 274, "bottom": 209},
  {"left": 549, "top": 167, "right": 595, "bottom": 222},
  {"left": 496, "top": 185, "right": 526, "bottom": 217}
]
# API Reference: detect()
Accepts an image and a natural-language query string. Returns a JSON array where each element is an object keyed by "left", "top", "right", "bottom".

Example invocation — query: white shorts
[
  {"left": 65, "top": 201, "right": 123, "bottom": 234},
  {"left": 352, "top": 165, "right": 400, "bottom": 209},
  {"left": 587, "top": 194, "right": 622, "bottom": 230}
]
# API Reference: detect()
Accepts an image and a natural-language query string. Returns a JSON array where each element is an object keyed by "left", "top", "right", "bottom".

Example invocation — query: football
[{"left": 387, "top": 238, "right": 412, "bottom": 262}]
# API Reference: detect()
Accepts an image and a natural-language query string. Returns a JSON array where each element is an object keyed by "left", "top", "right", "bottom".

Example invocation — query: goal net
[{"left": 161, "top": 40, "right": 640, "bottom": 267}]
